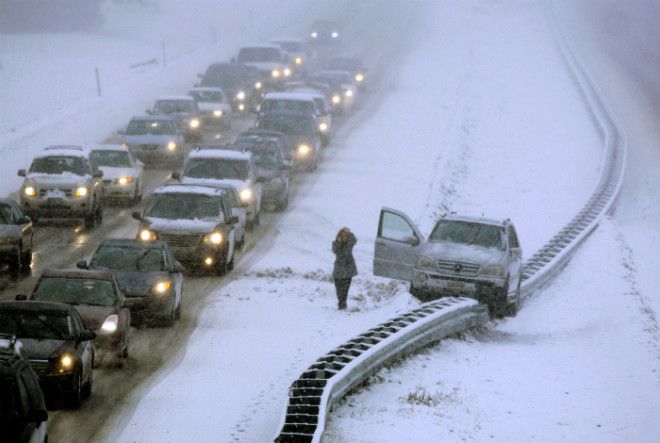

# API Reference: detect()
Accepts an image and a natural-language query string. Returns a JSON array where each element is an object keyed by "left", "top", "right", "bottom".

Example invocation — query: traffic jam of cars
[{"left": 1, "top": 16, "right": 521, "bottom": 440}]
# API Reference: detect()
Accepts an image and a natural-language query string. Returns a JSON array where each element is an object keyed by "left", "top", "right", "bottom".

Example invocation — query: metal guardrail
[{"left": 274, "top": 17, "right": 626, "bottom": 443}]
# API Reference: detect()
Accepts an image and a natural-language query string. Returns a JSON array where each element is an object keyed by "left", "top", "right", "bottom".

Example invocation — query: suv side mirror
[
  {"left": 27, "top": 408, "right": 48, "bottom": 423},
  {"left": 79, "top": 330, "right": 96, "bottom": 342},
  {"left": 93, "top": 170, "right": 104, "bottom": 179},
  {"left": 405, "top": 236, "right": 420, "bottom": 246},
  {"left": 76, "top": 260, "right": 89, "bottom": 270},
  {"left": 17, "top": 169, "right": 26, "bottom": 177},
  {"left": 132, "top": 211, "right": 143, "bottom": 221},
  {"left": 171, "top": 171, "right": 181, "bottom": 180},
  {"left": 15, "top": 294, "right": 27, "bottom": 301}
]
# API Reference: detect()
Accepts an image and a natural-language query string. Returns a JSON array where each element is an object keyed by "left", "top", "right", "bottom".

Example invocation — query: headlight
[
  {"left": 319, "top": 122, "right": 328, "bottom": 132},
  {"left": 100, "top": 314, "right": 118, "bottom": 334},
  {"left": 236, "top": 90, "right": 246, "bottom": 101},
  {"left": 331, "top": 31, "right": 339, "bottom": 39},
  {"left": 271, "top": 69, "right": 281, "bottom": 78},
  {"left": 167, "top": 141, "right": 177, "bottom": 151},
  {"left": 204, "top": 231, "right": 223, "bottom": 245},
  {"left": 482, "top": 265, "right": 504, "bottom": 277},
  {"left": 415, "top": 256, "right": 435, "bottom": 269},
  {"left": 297, "top": 144, "right": 311, "bottom": 155},
  {"left": 355, "top": 73, "right": 364, "bottom": 82},
  {"left": 115, "top": 177, "right": 134, "bottom": 185},
  {"left": 310, "top": 31, "right": 318, "bottom": 39},
  {"left": 121, "top": 143, "right": 128, "bottom": 148},
  {"left": 332, "top": 95, "right": 341, "bottom": 104},
  {"left": 295, "top": 56, "right": 302, "bottom": 65},
  {"left": 213, "top": 109, "right": 223, "bottom": 117},
  {"left": 189, "top": 118, "right": 200, "bottom": 129},
  {"left": 238, "top": 103, "right": 245, "bottom": 112},
  {"left": 154, "top": 281, "right": 172, "bottom": 294},
  {"left": 75, "top": 186, "right": 88, "bottom": 197},
  {"left": 254, "top": 81, "right": 262, "bottom": 90},
  {"left": 345, "top": 89, "right": 353, "bottom": 98},
  {"left": 239, "top": 188, "right": 253, "bottom": 202},
  {"left": 283, "top": 67, "right": 292, "bottom": 77},
  {"left": 59, "top": 354, "right": 74, "bottom": 372},
  {"left": 24, "top": 186, "right": 36, "bottom": 197},
  {"left": 139, "top": 229, "right": 157, "bottom": 242}
]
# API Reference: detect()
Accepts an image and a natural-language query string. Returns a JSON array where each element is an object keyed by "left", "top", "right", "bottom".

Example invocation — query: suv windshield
[
  {"left": 29, "top": 156, "right": 87, "bottom": 176},
  {"left": 154, "top": 100, "right": 194, "bottom": 114},
  {"left": 126, "top": 120, "right": 176, "bottom": 135},
  {"left": 261, "top": 100, "right": 315, "bottom": 115},
  {"left": 237, "top": 47, "right": 281, "bottom": 63},
  {"left": 184, "top": 158, "right": 249, "bottom": 181},
  {"left": 32, "top": 277, "right": 116, "bottom": 307},
  {"left": 0, "top": 204, "right": 11, "bottom": 224},
  {"left": 146, "top": 193, "right": 220, "bottom": 220},
  {"left": 91, "top": 245, "right": 164, "bottom": 272},
  {"left": 252, "top": 151, "right": 280, "bottom": 171},
  {"left": 430, "top": 221, "right": 504, "bottom": 249},
  {"left": 0, "top": 311, "right": 72, "bottom": 340},
  {"left": 190, "top": 90, "right": 225, "bottom": 103},
  {"left": 90, "top": 150, "right": 130, "bottom": 168},
  {"left": 258, "top": 115, "right": 314, "bottom": 136}
]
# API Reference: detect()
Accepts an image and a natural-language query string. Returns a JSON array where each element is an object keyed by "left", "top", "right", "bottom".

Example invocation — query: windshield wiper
[{"left": 136, "top": 249, "right": 153, "bottom": 272}]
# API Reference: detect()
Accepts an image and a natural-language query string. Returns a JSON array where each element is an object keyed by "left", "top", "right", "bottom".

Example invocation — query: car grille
[
  {"left": 158, "top": 233, "right": 202, "bottom": 248},
  {"left": 29, "top": 359, "right": 50, "bottom": 376},
  {"left": 38, "top": 187, "right": 73, "bottom": 198},
  {"left": 436, "top": 259, "right": 480, "bottom": 276},
  {"left": 138, "top": 144, "right": 161, "bottom": 150}
]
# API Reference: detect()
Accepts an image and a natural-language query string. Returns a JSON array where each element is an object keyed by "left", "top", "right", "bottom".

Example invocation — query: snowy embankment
[
  {"left": 325, "top": 3, "right": 660, "bottom": 442},
  {"left": 113, "top": 1, "right": 607, "bottom": 442}
]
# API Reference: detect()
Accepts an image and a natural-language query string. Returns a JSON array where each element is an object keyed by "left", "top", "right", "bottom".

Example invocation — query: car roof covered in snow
[
  {"left": 153, "top": 183, "right": 226, "bottom": 197},
  {"left": 263, "top": 92, "right": 317, "bottom": 102},
  {"left": 440, "top": 213, "right": 508, "bottom": 227},
  {"left": 240, "top": 44, "right": 282, "bottom": 50},
  {"left": 87, "top": 144, "right": 129, "bottom": 152},
  {"left": 155, "top": 95, "right": 195, "bottom": 102},
  {"left": 189, "top": 86, "right": 226, "bottom": 93},
  {"left": 188, "top": 148, "right": 252, "bottom": 161},
  {"left": 130, "top": 115, "right": 175, "bottom": 122},
  {"left": 34, "top": 146, "right": 87, "bottom": 159}
]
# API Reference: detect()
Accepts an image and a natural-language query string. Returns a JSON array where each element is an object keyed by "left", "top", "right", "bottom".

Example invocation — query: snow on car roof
[
  {"left": 156, "top": 95, "right": 195, "bottom": 102},
  {"left": 154, "top": 184, "right": 225, "bottom": 197},
  {"left": 189, "top": 148, "right": 252, "bottom": 161},
  {"left": 189, "top": 86, "right": 225, "bottom": 92},
  {"left": 131, "top": 115, "right": 174, "bottom": 122},
  {"left": 442, "top": 213, "right": 507, "bottom": 227},
  {"left": 285, "top": 89, "right": 326, "bottom": 99},
  {"left": 35, "top": 146, "right": 88, "bottom": 158},
  {"left": 263, "top": 92, "right": 316, "bottom": 102},
  {"left": 88, "top": 144, "right": 129, "bottom": 152},
  {"left": 241, "top": 44, "right": 281, "bottom": 50}
]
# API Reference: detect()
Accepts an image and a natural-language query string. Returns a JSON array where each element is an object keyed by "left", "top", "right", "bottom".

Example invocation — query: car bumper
[
  {"left": 38, "top": 371, "right": 78, "bottom": 396},
  {"left": 125, "top": 294, "right": 173, "bottom": 322},
  {"left": 412, "top": 269, "right": 505, "bottom": 298},
  {"left": 170, "top": 244, "right": 226, "bottom": 267},
  {"left": 21, "top": 198, "right": 92, "bottom": 218},
  {"left": 102, "top": 182, "right": 138, "bottom": 199}
]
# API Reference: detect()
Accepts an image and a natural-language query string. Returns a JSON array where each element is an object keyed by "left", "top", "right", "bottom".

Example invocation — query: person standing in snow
[{"left": 332, "top": 227, "right": 357, "bottom": 310}]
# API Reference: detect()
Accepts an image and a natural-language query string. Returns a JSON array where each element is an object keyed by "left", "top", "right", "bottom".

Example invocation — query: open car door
[{"left": 373, "top": 207, "right": 425, "bottom": 282}]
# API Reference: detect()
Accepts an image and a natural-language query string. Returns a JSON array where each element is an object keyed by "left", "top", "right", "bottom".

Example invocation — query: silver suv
[
  {"left": 133, "top": 184, "right": 239, "bottom": 275},
  {"left": 18, "top": 146, "right": 104, "bottom": 228},
  {"left": 373, "top": 208, "right": 523, "bottom": 317}
]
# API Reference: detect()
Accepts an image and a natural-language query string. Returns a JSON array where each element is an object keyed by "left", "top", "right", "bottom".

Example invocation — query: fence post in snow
[{"left": 95, "top": 67, "right": 101, "bottom": 97}]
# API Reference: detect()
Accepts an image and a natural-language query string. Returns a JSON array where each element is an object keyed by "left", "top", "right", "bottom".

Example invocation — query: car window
[
  {"left": 508, "top": 226, "right": 520, "bottom": 248},
  {"left": 91, "top": 245, "right": 165, "bottom": 272},
  {"left": 0, "top": 204, "right": 12, "bottom": 224},
  {"left": 146, "top": 193, "right": 221, "bottom": 221},
  {"left": 32, "top": 277, "right": 117, "bottom": 307},
  {"left": 29, "top": 156, "right": 87, "bottom": 176},
  {"left": 183, "top": 158, "right": 250, "bottom": 181},
  {"left": 262, "top": 100, "right": 314, "bottom": 114},
  {"left": 90, "top": 150, "right": 131, "bottom": 168},
  {"left": 0, "top": 311, "right": 72, "bottom": 340},
  {"left": 257, "top": 114, "right": 314, "bottom": 136},
  {"left": 379, "top": 211, "right": 416, "bottom": 242},
  {"left": 430, "top": 221, "right": 504, "bottom": 249},
  {"left": 126, "top": 120, "right": 176, "bottom": 135}
]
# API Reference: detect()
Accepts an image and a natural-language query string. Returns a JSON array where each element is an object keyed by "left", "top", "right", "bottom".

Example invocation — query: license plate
[{"left": 447, "top": 281, "right": 464, "bottom": 292}]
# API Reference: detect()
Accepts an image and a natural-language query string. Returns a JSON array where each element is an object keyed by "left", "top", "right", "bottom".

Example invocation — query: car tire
[
  {"left": 84, "top": 211, "right": 96, "bottom": 228},
  {"left": 81, "top": 367, "right": 92, "bottom": 399},
  {"left": 133, "top": 185, "right": 142, "bottom": 205},
  {"left": 69, "top": 371, "right": 83, "bottom": 409},
  {"left": 8, "top": 252, "right": 21, "bottom": 276},
  {"left": 504, "top": 280, "right": 522, "bottom": 317},
  {"left": 174, "top": 297, "right": 182, "bottom": 320},
  {"left": 161, "top": 304, "right": 176, "bottom": 327},
  {"left": 21, "top": 248, "right": 32, "bottom": 272},
  {"left": 226, "top": 250, "right": 235, "bottom": 272}
]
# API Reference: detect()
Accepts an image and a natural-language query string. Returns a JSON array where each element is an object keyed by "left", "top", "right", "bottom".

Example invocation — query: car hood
[
  {"left": 20, "top": 338, "right": 74, "bottom": 360},
  {"left": 71, "top": 305, "right": 117, "bottom": 331},
  {"left": 145, "top": 216, "right": 219, "bottom": 235},
  {"left": 0, "top": 224, "right": 20, "bottom": 238},
  {"left": 26, "top": 172, "right": 88, "bottom": 186},
  {"left": 112, "top": 270, "right": 170, "bottom": 297},
  {"left": 180, "top": 177, "right": 250, "bottom": 192},
  {"left": 197, "top": 102, "right": 231, "bottom": 113},
  {"left": 98, "top": 166, "right": 139, "bottom": 180},
  {"left": 122, "top": 134, "right": 175, "bottom": 145},
  {"left": 422, "top": 241, "right": 504, "bottom": 267}
]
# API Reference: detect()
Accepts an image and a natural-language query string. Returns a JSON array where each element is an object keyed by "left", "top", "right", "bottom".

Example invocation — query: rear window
[{"left": 91, "top": 245, "right": 164, "bottom": 272}]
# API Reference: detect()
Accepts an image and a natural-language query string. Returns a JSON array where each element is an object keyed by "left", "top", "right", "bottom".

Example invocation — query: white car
[
  {"left": 89, "top": 144, "right": 144, "bottom": 204},
  {"left": 236, "top": 45, "right": 292, "bottom": 83},
  {"left": 285, "top": 88, "right": 333, "bottom": 143},
  {"left": 188, "top": 87, "right": 232, "bottom": 129}
]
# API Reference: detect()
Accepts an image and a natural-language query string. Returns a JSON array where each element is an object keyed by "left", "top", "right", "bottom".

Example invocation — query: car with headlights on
[
  {"left": 306, "top": 75, "right": 348, "bottom": 116},
  {"left": 89, "top": 144, "right": 143, "bottom": 204},
  {"left": 133, "top": 184, "right": 239, "bottom": 275},
  {"left": 149, "top": 96, "right": 203, "bottom": 142},
  {"left": 119, "top": 115, "right": 184, "bottom": 167},
  {"left": 0, "top": 335, "right": 48, "bottom": 443},
  {"left": 0, "top": 199, "right": 33, "bottom": 275},
  {"left": 312, "top": 70, "right": 357, "bottom": 111},
  {"left": 198, "top": 63, "right": 264, "bottom": 113},
  {"left": 202, "top": 184, "right": 246, "bottom": 249},
  {"left": 18, "top": 146, "right": 104, "bottom": 228},
  {"left": 271, "top": 38, "right": 308, "bottom": 75},
  {"left": 373, "top": 208, "right": 523, "bottom": 317},
  {"left": 235, "top": 45, "right": 292, "bottom": 85},
  {"left": 282, "top": 88, "right": 334, "bottom": 145},
  {"left": 172, "top": 148, "right": 263, "bottom": 229},
  {"left": 256, "top": 111, "right": 322, "bottom": 172},
  {"left": 0, "top": 301, "right": 95, "bottom": 408},
  {"left": 188, "top": 87, "right": 232, "bottom": 130},
  {"left": 326, "top": 57, "right": 367, "bottom": 90},
  {"left": 308, "top": 20, "right": 342, "bottom": 45},
  {"left": 24, "top": 269, "right": 130, "bottom": 359},
  {"left": 78, "top": 239, "right": 184, "bottom": 327},
  {"left": 235, "top": 129, "right": 294, "bottom": 168}
]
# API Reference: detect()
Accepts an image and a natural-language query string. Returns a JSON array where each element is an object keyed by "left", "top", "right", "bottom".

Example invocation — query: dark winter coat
[{"left": 332, "top": 233, "right": 358, "bottom": 280}]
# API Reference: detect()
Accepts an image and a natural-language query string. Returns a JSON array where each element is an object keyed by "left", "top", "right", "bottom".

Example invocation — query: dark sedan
[
  {"left": 25, "top": 269, "right": 130, "bottom": 359},
  {"left": 0, "top": 198, "right": 33, "bottom": 275},
  {"left": 79, "top": 239, "right": 184, "bottom": 327},
  {"left": 235, "top": 129, "right": 294, "bottom": 167},
  {"left": 0, "top": 301, "right": 95, "bottom": 408}
]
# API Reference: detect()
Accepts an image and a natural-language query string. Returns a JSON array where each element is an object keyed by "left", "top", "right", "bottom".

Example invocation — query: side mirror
[
  {"left": 16, "top": 216, "right": 30, "bottom": 225},
  {"left": 171, "top": 171, "right": 181, "bottom": 181},
  {"left": 27, "top": 408, "right": 48, "bottom": 423},
  {"left": 15, "top": 294, "right": 27, "bottom": 301},
  {"left": 17, "top": 169, "right": 26, "bottom": 177},
  {"left": 93, "top": 170, "right": 104, "bottom": 179},
  {"left": 79, "top": 330, "right": 96, "bottom": 341},
  {"left": 132, "top": 211, "right": 143, "bottom": 221},
  {"left": 76, "top": 260, "right": 89, "bottom": 270},
  {"left": 229, "top": 215, "right": 239, "bottom": 224},
  {"left": 174, "top": 262, "right": 185, "bottom": 273},
  {"left": 404, "top": 236, "right": 420, "bottom": 246}
]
